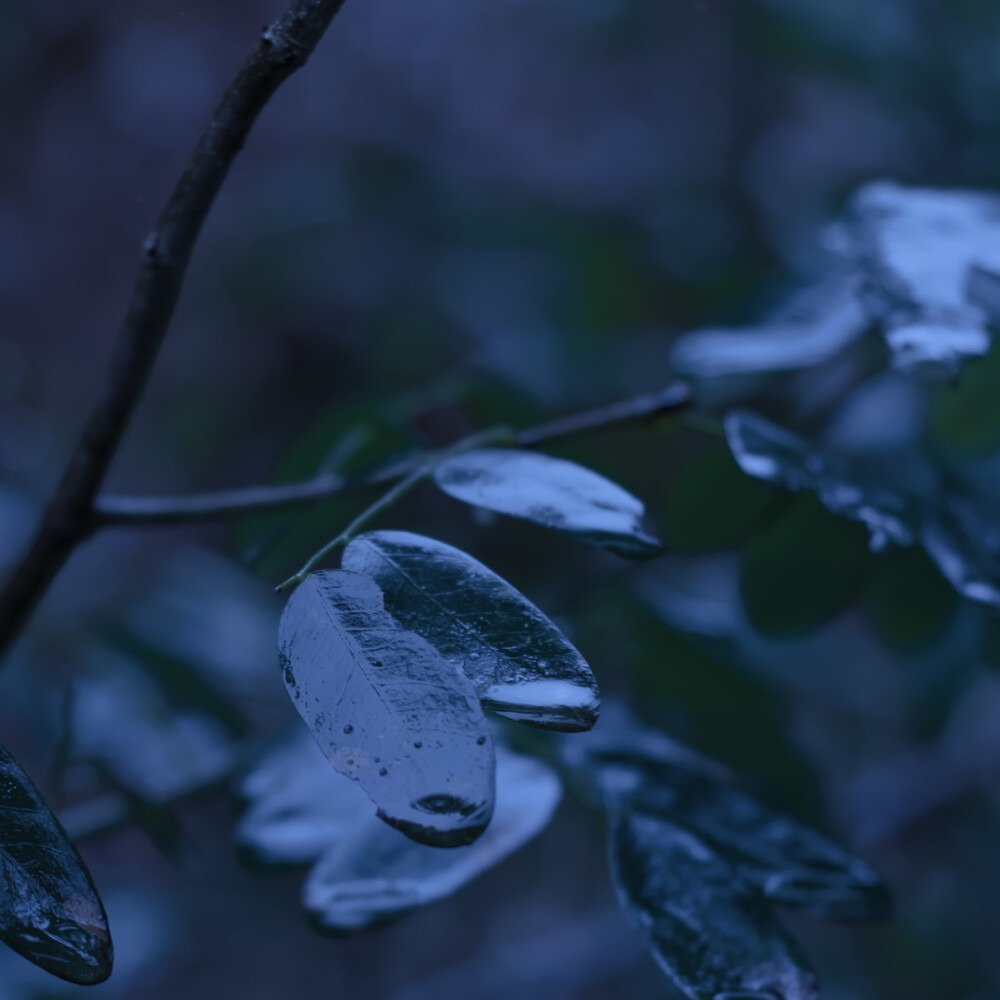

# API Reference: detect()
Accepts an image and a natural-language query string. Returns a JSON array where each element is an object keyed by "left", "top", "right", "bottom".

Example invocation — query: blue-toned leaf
[
  {"left": 611, "top": 812, "right": 818, "bottom": 1000},
  {"left": 433, "top": 448, "right": 663, "bottom": 557},
  {"left": 304, "top": 747, "right": 561, "bottom": 931},
  {"left": 0, "top": 742, "right": 112, "bottom": 984},
  {"left": 342, "top": 531, "right": 599, "bottom": 732},
  {"left": 278, "top": 570, "right": 495, "bottom": 847}
]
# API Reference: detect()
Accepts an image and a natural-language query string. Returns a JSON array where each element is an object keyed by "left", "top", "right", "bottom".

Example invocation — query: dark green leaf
[
  {"left": 433, "top": 448, "right": 663, "bottom": 557},
  {"left": 342, "top": 530, "right": 600, "bottom": 731},
  {"left": 303, "top": 747, "right": 561, "bottom": 931},
  {"left": 725, "top": 409, "right": 916, "bottom": 551},
  {"left": 740, "top": 494, "right": 872, "bottom": 637},
  {"left": 611, "top": 812, "right": 818, "bottom": 1000},
  {"left": 606, "top": 759, "right": 888, "bottom": 922},
  {"left": 278, "top": 570, "right": 495, "bottom": 847},
  {"left": 0, "top": 741, "right": 112, "bottom": 985}
]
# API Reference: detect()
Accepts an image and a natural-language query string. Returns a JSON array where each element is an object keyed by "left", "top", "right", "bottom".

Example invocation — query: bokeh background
[{"left": 2, "top": 0, "right": 1000, "bottom": 997}]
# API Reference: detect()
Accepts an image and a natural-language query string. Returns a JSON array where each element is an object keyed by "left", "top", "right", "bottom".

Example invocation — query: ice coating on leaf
[
  {"left": 612, "top": 758, "right": 889, "bottom": 922},
  {"left": 278, "top": 570, "right": 496, "bottom": 848},
  {"left": 236, "top": 728, "right": 373, "bottom": 865},
  {"left": 342, "top": 531, "right": 600, "bottom": 731},
  {"left": 725, "top": 409, "right": 916, "bottom": 551},
  {"left": 842, "top": 182, "right": 1000, "bottom": 377},
  {"left": 670, "top": 274, "right": 868, "bottom": 378},
  {"left": 0, "top": 742, "right": 112, "bottom": 985},
  {"left": 611, "top": 813, "right": 818, "bottom": 1000},
  {"left": 433, "top": 448, "right": 663, "bottom": 557},
  {"left": 303, "top": 748, "right": 561, "bottom": 930},
  {"left": 921, "top": 499, "right": 1000, "bottom": 610}
]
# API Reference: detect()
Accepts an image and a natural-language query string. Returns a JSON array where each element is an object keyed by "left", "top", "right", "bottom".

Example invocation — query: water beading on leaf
[
  {"left": 611, "top": 812, "right": 818, "bottom": 1000},
  {"left": 278, "top": 570, "right": 496, "bottom": 848},
  {"left": 432, "top": 448, "right": 663, "bottom": 557},
  {"left": 303, "top": 747, "right": 561, "bottom": 931},
  {"left": 838, "top": 182, "right": 1000, "bottom": 378},
  {"left": 670, "top": 274, "right": 869, "bottom": 379},
  {"left": 0, "top": 741, "right": 112, "bottom": 985},
  {"left": 342, "top": 530, "right": 600, "bottom": 732},
  {"left": 725, "top": 409, "right": 916, "bottom": 552}
]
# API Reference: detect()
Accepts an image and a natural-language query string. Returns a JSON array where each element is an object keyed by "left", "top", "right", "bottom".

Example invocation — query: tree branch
[
  {"left": 0, "top": 0, "right": 350, "bottom": 659},
  {"left": 93, "top": 382, "right": 693, "bottom": 528}
]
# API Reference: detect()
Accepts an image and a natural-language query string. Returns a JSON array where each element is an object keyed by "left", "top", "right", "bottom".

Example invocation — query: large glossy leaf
[
  {"left": 432, "top": 448, "right": 663, "bottom": 557},
  {"left": 0, "top": 741, "right": 112, "bottom": 984},
  {"left": 342, "top": 530, "right": 600, "bottom": 732},
  {"left": 278, "top": 570, "right": 495, "bottom": 847},
  {"left": 304, "top": 747, "right": 561, "bottom": 931},
  {"left": 611, "top": 812, "right": 818, "bottom": 1000}
]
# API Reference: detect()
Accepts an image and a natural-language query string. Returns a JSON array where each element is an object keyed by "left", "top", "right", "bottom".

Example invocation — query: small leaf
[
  {"left": 725, "top": 409, "right": 916, "bottom": 551},
  {"left": 0, "top": 741, "right": 112, "bottom": 984},
  {"left": 921, "top": 498, "right": 1000, "bottom": 610},
  {"left": 433, "top": 448, "right": 663, "bottom": 557},
  {"left": 278, "top": 570, "right": 495, "bottom": 847},
  {"left": 303, "top": 747, "right": 561, "bottom": 931},
  {"left": 611, "top": 812, "right": 818, "bottom": 1000},
  {"left": 342, "top": 530, "right": 600, "bottom": 731},
  {"left": 235, "top": 729, "right": 371, "bottom": 866},
  {"left": 670, "top": 274, "right": 868, "bottom": 378}
]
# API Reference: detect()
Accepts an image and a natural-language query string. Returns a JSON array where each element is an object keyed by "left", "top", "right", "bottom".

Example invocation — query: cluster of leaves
[{"left": 243, "top": 446, "right": 890, "bottom": 1000}]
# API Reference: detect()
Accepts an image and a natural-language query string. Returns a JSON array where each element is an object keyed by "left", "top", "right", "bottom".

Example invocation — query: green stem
[{"left": 274, "top": 425, "right": 513, "bottom": 593}]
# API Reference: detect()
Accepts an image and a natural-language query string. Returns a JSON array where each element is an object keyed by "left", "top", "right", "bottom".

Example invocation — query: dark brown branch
[
  {"left": 92, "top": 382, "right": 692, "bottom": 527},
  {"left": 0, "top": 0, "right": 349, "bottom": 659}
]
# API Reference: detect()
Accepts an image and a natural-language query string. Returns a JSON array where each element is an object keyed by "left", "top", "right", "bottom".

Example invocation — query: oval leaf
[
  {"left": 278, "top": 570, "right": 496, "bottom": 848},
  {"left": 236, "top": 729, "right": 372, "bottom": 866},
  {"left": 0, "top": 741, "right": 112, "bottom": 984},
  {"left": 433, "top": 448, "right": 663, "bottom": 557},
  {"left": 342, "top": 530, "right": 600, "bottom": 731},
  {"left": 304, "top": 747, "right": 561, "bottom": 931},
  {"left": 611, "top": 813, "right": 818, "bottom": 1000},
  {"left": 615, "top": 760, "right": 888, "bottom": 922}
]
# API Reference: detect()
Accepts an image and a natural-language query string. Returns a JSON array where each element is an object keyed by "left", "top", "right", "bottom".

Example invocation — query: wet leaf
[
  {"left": 611, "top": 812, "right": 818, "bottom": 1000},
  {"left": 840, "top": 182, "right": 1000, "bottom": 378},
  {"left": 278, "top": 570, "right": 495, "bottom": 847},
  {"left": 921, "top": 498, "right": 1000, "bottom": 611},
  {"left": 608, "top": 759, "right": 888, "bottom": 922},
  {"left": 0, "top": 741, "right": 112, "bottom": 984},
  {"left": 433, "top": 448, "right": 663, "bottom": 557},
  {"left": 670, "top": 274, "right": 868, "bottom": 378},
  {"left": 725, "top": 409, "right": 916, "bottom": 551},
  {"left": 304, "top": 747, "right": 561, "bottom": 931},
  {"left": 342, "top": 530, "right": 599, "bottom": 732},
  {"left": 235, "top": 728, "right": 371, "bottom": 866}
]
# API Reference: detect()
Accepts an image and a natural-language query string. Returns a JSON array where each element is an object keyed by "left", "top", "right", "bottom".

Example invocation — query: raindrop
[{"left": 342, "top": 724, "right": 354, "bottom": 735}]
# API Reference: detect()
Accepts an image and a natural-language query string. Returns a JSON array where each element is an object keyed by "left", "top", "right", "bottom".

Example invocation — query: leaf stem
[
  {"left": 95, "top": 383, "right": 692, "bottom": 527},
  {"left": 274, "top": 426, "right": 514, "bottom": 592}
]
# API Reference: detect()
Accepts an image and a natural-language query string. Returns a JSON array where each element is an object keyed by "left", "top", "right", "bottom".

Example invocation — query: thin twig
[
  {"left": 0, "top": 0, "right": 350, "bottom": 660},
  {"left": 94, "top": 382, "right": 693, "bottom": 528}
]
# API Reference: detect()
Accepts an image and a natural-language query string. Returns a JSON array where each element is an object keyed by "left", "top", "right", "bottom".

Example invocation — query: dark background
[{"left": 2, "top": 0, "right": 1000, "bottom": 997}]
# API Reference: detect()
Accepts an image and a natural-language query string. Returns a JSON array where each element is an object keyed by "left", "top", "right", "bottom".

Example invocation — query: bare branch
[
  {"left": 0, "top": 0, "right": 350, "bottom": 659},
  {"left": 93, "top": 382, "right": 693, "bottom": 528}
]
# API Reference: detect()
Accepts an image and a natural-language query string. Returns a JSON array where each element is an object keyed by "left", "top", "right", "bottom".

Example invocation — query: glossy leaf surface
[
  {"left": 278, "top": 570, "right": 495, "bottom": 847},
  {"left": 611, "top": 812, "right": 818, "bottom": 1000},
  {"left": 304, "top": 747, "right": 561, "bottom": 931},
  {"left": 433, "top": 448, "right": 663, "bottom": 557},
  {"left": 0, "top": 742, "right": 112, "bottom": 984},
  {"left": 342, "top": 530, "right": 600, "bottom": 731}
]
